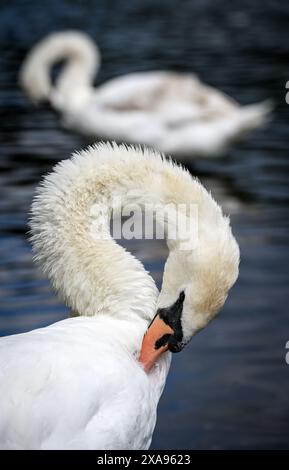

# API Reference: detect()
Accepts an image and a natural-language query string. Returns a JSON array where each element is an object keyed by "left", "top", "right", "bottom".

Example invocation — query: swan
[
  {"left": 0, "top": 142, "right": 239, "bottom": 449},
  {"left": 20, "top": 31, "right": 271, "bottom": 158}
]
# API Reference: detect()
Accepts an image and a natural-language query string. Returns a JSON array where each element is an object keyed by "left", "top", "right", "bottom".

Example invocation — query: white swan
[
  {"left": 20, "top": 31, "right": 271, "bottom": 158},
  {"left": 0, "top": 143, "right": 239, "bottom": 449}
]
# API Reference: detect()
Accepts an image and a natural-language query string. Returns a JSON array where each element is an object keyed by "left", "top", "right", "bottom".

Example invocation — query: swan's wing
[
  {"left": 0, "top": 317, "right": 162, "bottom": 450},
  {"left": 62, "top": 70, "right": 251, "bottom": 154},
  {"left": 96, "top": 71, "right": 201, "bottom": 111},
  {"left": 63, "top": 100, "right": 166, "bottom": 146},
  {"left": 96, "top": 71, "right": 238, "bottom": 124},
  {"left": 157, "top": 100, "right": 271, "bottom": 157}
]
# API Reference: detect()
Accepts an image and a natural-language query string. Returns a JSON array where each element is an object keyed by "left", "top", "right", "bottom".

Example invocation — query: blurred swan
[
  {"left": 20, "top": 31, "right": 271, "bottom": 158},
  {"left": 0, "top": 143, "right": 239, "bottom": 449}
]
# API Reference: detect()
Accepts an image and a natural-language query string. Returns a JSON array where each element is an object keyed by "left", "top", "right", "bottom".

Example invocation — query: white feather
[{"left": 0, "top": 316, "right": 170, "bottom": 449}]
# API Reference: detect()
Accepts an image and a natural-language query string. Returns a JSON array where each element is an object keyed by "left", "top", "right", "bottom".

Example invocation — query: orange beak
[{"left": 139, "top": 315, "right": 173, "bottom": 373}]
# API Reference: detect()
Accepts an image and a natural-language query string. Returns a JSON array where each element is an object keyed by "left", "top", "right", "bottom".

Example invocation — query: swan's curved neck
[
  {"left": 55, "top": 53, "right": 99, "bottom": 103},
  {"left": 50, "top": 36, "right": 100, "bottom": 111},
  {"left": 30, "top": 144, "right": 224, "bottom": 325},
  {"left": 23, "top": 33, "right": 100, "bottom": 109}
]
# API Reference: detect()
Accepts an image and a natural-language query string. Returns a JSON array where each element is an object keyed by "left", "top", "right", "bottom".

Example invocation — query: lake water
[{"left": 0, "top": 0, "right": 289, "bottom": 449}]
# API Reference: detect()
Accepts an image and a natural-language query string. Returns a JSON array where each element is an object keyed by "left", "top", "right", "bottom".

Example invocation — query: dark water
[{"left": 1, "top": 0, "right": 289, "bottom": 449}]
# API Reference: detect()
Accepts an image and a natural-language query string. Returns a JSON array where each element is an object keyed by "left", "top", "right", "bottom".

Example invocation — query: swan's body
[
  {"left": 0, "top": 143, "right": 239, "bottom": 449},
  {"left": 20, "top": 31, "right": 270, "bottom": 157},
  {"left": 0, "top": 317, "right": 169, "bottom": 449}
]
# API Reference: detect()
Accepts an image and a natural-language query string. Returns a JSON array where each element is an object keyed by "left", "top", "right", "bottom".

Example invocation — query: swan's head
[{"left": 139, "top": 219, "right": 240, "bottom": 372}]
